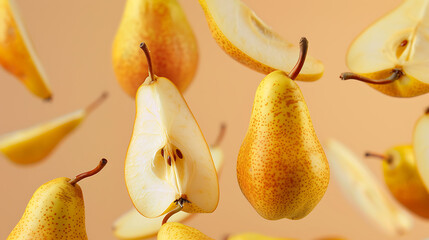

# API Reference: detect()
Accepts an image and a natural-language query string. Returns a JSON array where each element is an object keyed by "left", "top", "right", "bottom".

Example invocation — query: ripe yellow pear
[
  {"left": 198, "top": 0, "right": 323, "bottom": 81},
  {"left": 227, "top": 233, "right": 297, "bottom": 240},
  {"left": 113, "top": 0, "right": 198, "bottom": 97},
  {"left": 366, "top": 145, "right": 429, "bottom": 219},
  {"left": 341, "top": 0, "right": 429, "bottom": 97},
  {"left": 324, "top": 139, "right": 413, "bottom": 235},
  {"left": 7, "top": 159, "right": 107, "bottom": 240},
  {"left": 114, "top": 124, "right": 226, "bottom": 240},
  {"left": 0, "top": 93, "right": 107, "bottom": 164},
  {"left": 237, "top": 38, "right": 329, "bottom": 220},
  {"left": 0, "top": 0, "right": 51, "bottom": 100},
  {"left": 157, "top": 222, "right": 213, "bottom": 240},
  {"left": 125, "top": 44, "right": 218, "bottom": 219}
]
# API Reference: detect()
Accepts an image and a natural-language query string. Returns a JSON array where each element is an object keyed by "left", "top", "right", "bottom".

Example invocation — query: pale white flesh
[
  {"left": 347, "top": 0, "right": 429, "bottom": 83},
  {"left": 202, "top": 0, "right": 323, "bottom": 77},
  {"left": 324, "top": 139, "right": 413, "bottom": 235},
  {"left": 413, "top": 113, "right": 429, "bottom": 190},
  {"left": 125, "top": 77, "right": 219, "bottom": 218},
  {"left": 115, "top": 146, "right": 223, "bottom": 240}
]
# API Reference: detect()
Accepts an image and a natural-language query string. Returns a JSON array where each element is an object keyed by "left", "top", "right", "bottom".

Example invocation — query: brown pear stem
[
  {"left": 425, "top": 107, "right": 429, "bottom": 115},
  {"left": 212, "top": 123, "right": 227, "bottom": 147},
  {"left": 288, "top": 37, "right": 308, "bottom": 80},
  {"left": 365, "top": 152, "right": 392, "bottom": 164},
  {"left": 85, "top": 92, "right": 108, "bottom": 113},
  {"left": 161, "top": 204, "right": 183, "bottom": 225},
  {"left": 340, "top": 69, "right": 402, "bottom": 84},
  {"left": 140, "top": 42, "right": 155, "bottom": 83},
  {"left": 69, "top": 159, "right": 108, "bottom": 186}
]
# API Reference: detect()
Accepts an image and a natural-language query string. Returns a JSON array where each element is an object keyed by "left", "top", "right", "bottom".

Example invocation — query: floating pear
[
  {"left": 7, "top": 159, "right": 107, "bottom": 239},
  {"left": 237, "top": 38, "right": 329, "bottom": 220}
]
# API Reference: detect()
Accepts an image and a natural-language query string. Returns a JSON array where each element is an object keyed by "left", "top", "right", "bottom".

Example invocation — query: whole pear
[
  {"left": 112, "top": 0, "right": 198, "bottom": 97},
  {"left": 7, "top": 159, "right": 107, "bottom": 239},
  {"left": 367, "top": 145, "right": 429, "bottom": 219},
  {"left": 237, "top": 38, "right": 329, "bottom": 220}
]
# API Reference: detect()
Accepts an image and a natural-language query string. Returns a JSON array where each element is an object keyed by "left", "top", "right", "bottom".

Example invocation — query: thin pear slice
[
  {"left": 114, "top": 129, "right": 226, "bottom": 240},
  {"left": 0, "top": 0, "right": 52, "bottom": 100},
  {"left": 198, "top": 0, "right": 323, "bottom": 81},
  {"left": 324, "top": 139, "right": 413, "bottom": 235},
  {"left": 0, "top": 93, "right": 107, "bottom": 164},
  {"left": 413, "top": 108, "right": 429, "bottom": 190},
  {"left": 125, "top": 44, "right": 218, "bottom": 219},
  {"left": 343, "top": 0, "right": 429, "bottom": 97}
]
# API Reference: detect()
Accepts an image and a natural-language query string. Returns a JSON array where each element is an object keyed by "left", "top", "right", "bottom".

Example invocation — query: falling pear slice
[
  {"left": 413, "top": 107, "right": 429, "bottom": 190},
  {"left": 324, "top": 139, "right": 413, "bottom": 235},
  {"left": 0, "top": 93, "right": 107, "bottom": 164},
  {"left": 115, "top": 124, "right": 226, "bottom": 240},
  {"left": 0, "top": 0, "right": 52, "bottom": 100},
  {"left": 342, "top": 0, "right": 429, "bottom": 97},
  {"left": 198, "top": 0, "right": 323, "bottom": 81},
  {"left": 125, "top": 44, "right": 219, "bottom": 219}
]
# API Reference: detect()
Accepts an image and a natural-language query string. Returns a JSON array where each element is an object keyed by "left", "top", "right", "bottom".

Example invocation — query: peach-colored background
[{"left": 1, "top": 0, "right": 428, "bottom": 239}]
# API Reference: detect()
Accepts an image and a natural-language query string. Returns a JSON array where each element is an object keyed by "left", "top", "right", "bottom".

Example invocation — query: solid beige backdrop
[{"left": 1, "top": 0, "right": 428, "bottom": 239}]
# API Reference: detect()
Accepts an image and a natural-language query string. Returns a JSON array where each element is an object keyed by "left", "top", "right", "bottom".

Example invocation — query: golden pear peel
[
  {"left": 227, "top": 232, "right": 297, "bottom": 240},
  {"left": 7, "top": 159, "right": 107, "bottom": 240},
  {"left": 0, "top": 0, "right": 51, "bottom": 99},
  {"left": 113, "top": 0, "right": 198, "bottom": 97},
  {"left": 198, "top": 0, "right": 323, "bottom": 81},
  {"left": 157, "top": 222, "right": 214, "bottom": 240},
  {"left": 367, "top": 145, "right": 429, "bottom": 219},
  {"left": 237, "top": 38, "right": 329, "bottom": 220}
]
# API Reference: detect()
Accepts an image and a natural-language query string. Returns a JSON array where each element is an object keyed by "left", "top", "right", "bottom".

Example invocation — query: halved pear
[
  {"left": 114, "top": 127, "right": 225, "bottom": 240},
  {"left": 0, "top": 93, "right": 107, "bottom": 164},
  {"left": 324, "top": 139, "right": 413, "bottom": 235},
  {"left": 0, "top": 0, "right": 52, "bottom": 100},
  {"left": 342, "top": 0, "right": 429, "bottom": 97},
  {"left": 413, "top": 108, "right": 429, "bottom": 190},
  {"left": 124, "top": 44, "right": 219, "bottom": 219},
  {"left": 198, "top": 0, "right": 323, "bottom": 81}
]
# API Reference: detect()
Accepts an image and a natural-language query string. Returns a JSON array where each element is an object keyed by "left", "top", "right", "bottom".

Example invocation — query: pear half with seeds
[
  {"left": 341, "top": 0, "right": 429, "bottom": 97},
  {"left": 198, "top": 0, "right": 323, "bottom": 81},
  {"left": 125, "top": 43, "right": 219, "bottom": 219}
]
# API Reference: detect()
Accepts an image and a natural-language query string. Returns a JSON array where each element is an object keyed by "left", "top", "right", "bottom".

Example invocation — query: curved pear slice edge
[
  {"left": 199, "top": 0, "right": 323, "bottom": 81},
  {"left": 413, "top": 113, "right": 429, "bottom": 190},
  {"left": 125, "top": 77, "right": 219, "bottom": 218},
  {"left": 324, "top": 139, "right": 413, "bottom": 236}
]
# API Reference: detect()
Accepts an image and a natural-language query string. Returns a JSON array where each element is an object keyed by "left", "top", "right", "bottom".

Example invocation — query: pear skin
[
  {"left": 237, "top": 69, "right": 329, "bottom": 220},
  {"left": 378, "top": 145, "right": 429, "bottom": 219},
  {"left": 0, "top": 0, "right": 52, "bottom": 100},
  {"left": 157, "top": 222, "right": 213, "bottom": 240},
  {"left": 113, "top": 0, "right": 198, "bottom": 97},
  {"left": 227, "top": 232, "right": 297, "bottom": 240}
]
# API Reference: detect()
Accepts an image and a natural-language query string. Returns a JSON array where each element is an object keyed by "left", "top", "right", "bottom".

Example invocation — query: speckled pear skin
[
  {"left": 237, "top": 70, "right": 330, "bottom": 220},
  {"left": 157, "top": 222, "right": 213, "bottom": 240},
  {"left": 7, "top": 177, "right": 87, "bottom": 240}
]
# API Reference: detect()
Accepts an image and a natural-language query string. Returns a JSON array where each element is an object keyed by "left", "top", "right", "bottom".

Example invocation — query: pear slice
[
  {"left": 342, "top": 0, "right": 429, "bottom": 97},
  {"left": 125, "top": 44, "right": 219, "bottom": 219},
  {"left": 413, "top": 108, "right": 429, "bottom": 190},
  {"left": 198, "top": 0, "right": 323, "bottom": 81},
  {"left": 0, "top": 0, "right": 52, "bottom": 100},
  {"left": 324, "top": 139, "right": 413, "bottom": 235},
  {"left": 0, "top": 93, "right": 107, "bottom": 164},
  {"left": 114, "top": 123, "right": 226, "bottom": 240}
]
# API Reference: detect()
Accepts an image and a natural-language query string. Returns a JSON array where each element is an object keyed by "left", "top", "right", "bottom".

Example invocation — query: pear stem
[
  {"left": 162, "top": 203, "right": 183, "bottom": 225},
  {"left": 288, "top": 37, "right": 308, "bottom": 80},
  {"left": 340, "top": 69, "right": 402, "bottom": 84},
  {"left": 69, "top": 159, "right": 108, "bottom": 186},
  {"left": 85, "top": 92, "right": 108, "bottom": 113},
  {"left": 212, "top": 122, "right": 227, "bottom": 147},
  {"left": 365, "top": 152, "right": 392, "bottom": 164},
  {"left": 425, "top": 107, "right": 429, "bottom": 115},
  {"left": 140, "top": 42, "right": 155, "bottom": 83}
]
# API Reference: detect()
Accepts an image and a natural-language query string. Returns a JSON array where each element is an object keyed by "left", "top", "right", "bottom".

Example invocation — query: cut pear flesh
[
  {"left": 347, "top": 0, "right": 429, "bottom": 84},
  {"left": 413, "top": 112, "right": 429, "bottom": 190},
  {"left": 324, "top": 139, "right": 413, "bottom": 235},
  {"left": 125, "top": 77, "right": 219, "bottom": 218},
  {"left": 115, "top": 145, "right": 223, "bottom": 240},
  {"left": 199, "top": 0, "right": 323, "bottom": 81}
]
